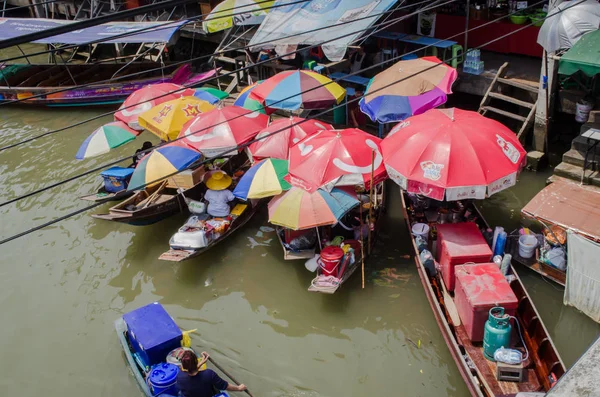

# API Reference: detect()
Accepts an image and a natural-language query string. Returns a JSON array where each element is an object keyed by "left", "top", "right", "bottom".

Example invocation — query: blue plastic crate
[{"left": 123, "top": 302, "right": 182, "bottom": 367}]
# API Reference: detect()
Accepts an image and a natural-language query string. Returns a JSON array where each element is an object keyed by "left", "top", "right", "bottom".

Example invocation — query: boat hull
[{"left": 400, "top": 191, "right": 565, "bottom": 396}]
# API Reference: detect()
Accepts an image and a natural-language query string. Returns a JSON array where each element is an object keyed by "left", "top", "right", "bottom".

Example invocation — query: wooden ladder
[{"left": 478, "top": 62, "right": 538, "bottom": 142}]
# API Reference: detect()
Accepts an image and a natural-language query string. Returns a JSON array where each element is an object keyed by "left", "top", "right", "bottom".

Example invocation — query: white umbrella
[{"left": 537, "top": 0, "right": 600, "bottom": 53}]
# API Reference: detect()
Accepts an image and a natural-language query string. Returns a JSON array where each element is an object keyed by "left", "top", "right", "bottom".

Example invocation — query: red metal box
[
  {"left": 436, "top": 222, "right": 493, "bottom": 291},
  {"left": 454, "top": 263, "right": 518, "bottom": 342}
]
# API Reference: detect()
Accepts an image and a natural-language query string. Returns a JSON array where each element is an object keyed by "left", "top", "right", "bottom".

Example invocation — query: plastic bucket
[
  {"left": 518, "top": 234, "right": 538, "bottom": 259},
  {"left": 575, "top": 99, "right": 594, "bottom": 123},
  {"left": 319, "top": 246, "right": 344, "bottom": 277},
  {"left": 412, "top": 223, "right": 430, "bottom": 242},
  {"left": 148, "top": 363, "right": 179, "bottom": 396}
]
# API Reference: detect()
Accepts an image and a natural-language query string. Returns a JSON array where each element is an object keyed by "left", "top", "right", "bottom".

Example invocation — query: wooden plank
[
  {"left": 517, "top": 102, "right": 537, "bottom": 141},
  {"left": 478, "top": 62, "right": 509, "bottom": 111},
  {"left": 489, "top": 92, "right": 535, "bottom": 108},
  {"left": 482, "top": 106, "right": 527, "bottom": 122},
  {"left": 440, "top": 278, "right": 461, "bottom": 326},
  {"left": 497, "top": 77, "right": 539, "bottom": 93}
]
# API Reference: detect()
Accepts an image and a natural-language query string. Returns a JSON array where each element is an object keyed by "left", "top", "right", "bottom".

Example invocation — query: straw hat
[{"left": 205, "top": 171, "right": 232, "bottom": 191}]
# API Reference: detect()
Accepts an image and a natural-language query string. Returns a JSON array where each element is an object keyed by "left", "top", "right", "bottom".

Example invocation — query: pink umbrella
[
  {"left": 178, "top": 105, "right": 269, "bottom": 157},
  {"left": 247, "top": 117, "right": 333, "bottom": 161},
  {"left": 114, "top": 83, "right": 195, "bottom": 130},
  {"left": 287, "top": 128, "right": 387, "bottom": 192}
]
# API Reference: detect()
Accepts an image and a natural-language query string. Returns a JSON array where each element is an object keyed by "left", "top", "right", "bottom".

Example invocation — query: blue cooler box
[
  {"left": 100, "top": 166, "right": 134, "bottom": 193},
  {"left": 123, "top": 302, "right": 182, "bottom": 367}
]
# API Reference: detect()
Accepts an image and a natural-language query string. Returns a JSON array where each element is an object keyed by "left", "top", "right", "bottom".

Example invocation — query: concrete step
[
  {"left": 553, "top": 162, "right": 600, "bottom": 187},
  {"left": 572, "top": 135, "right": 600, "bottom": 152},
  {"left": 562, "top": 148, "right": 600, "bottom": 168}
]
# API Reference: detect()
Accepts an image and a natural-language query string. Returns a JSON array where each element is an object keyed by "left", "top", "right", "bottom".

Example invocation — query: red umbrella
[
  {"left": 178, "top": 105, "right": 269, "bottom": 157},
  {"left": 115, "top": 83, "right": 195, "bottom": 130},
  {"left": 287, "top": 128, "right": 387, "bottom": 192},
  {"left": 247, "top": 117, "right": 333, "bottom": 161},
  {"left": 381, "top": 108, "right": 526, "bottom": 201}
]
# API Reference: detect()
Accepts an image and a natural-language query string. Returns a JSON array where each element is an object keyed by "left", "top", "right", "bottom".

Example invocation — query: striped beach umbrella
[
  {"left": 233, "top": 82, "right": 267, "bottom": 114},
  {"left": 193, "top": 87, "right": 229, "bottom": 104},
  {"left": 233, "top": 159, "right": 291, "bottom": 200},
  {"left": 76, "top": 121, "right": 141, "bottom": 160},
  {"left": 250, "top": 70, "right": 346, "bottom": 111},
  {"left": 128, "top": 143, "right": 201, "bottom": 191}
]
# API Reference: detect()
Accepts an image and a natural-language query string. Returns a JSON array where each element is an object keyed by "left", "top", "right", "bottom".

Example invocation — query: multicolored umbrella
[
  {"left": 138, "top": 97, "right": 215, "bottom": 141},
  {"left": 287, "top": 128, "right": 387, "bottom": 193},
  {"left": 115, "top": 83, "right": 195, "bottom": 130},
  {"left": 128, "top": 142, "right": 201, "bottom": 191},
  {"left": 250, "top": 70, "right": 346, "bottom": 111},
  {"left": 233, "top": 82, "right": 267, "bottom": 114},
  {"left": 359, "top": 57, "right": 457, "bottom": 124},
  {"left": 193, "top": 87, "right": 229, "bottom": 104},
  {"left": 233, "top": 158, "right": 291, "bottom": 200},
  {"left": 268, "top": 187, "right": 359, "bottom": 230},
  {"left": 247, "top": 117, "right": 332, "bottom": 161},
  {"left": 178, "top": 105, "right": 269, "bottom": 157},
  {"left": 381, "top": 108, "right": 526, "bottom": 201},
  {"left": 76, "top": 121, "right": 141, "bottom": 160},
  {"left": 203, "top": 0, "right": 274, "bottom": 33}
]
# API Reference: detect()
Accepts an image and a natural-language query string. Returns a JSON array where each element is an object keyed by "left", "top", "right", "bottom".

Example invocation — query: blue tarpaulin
[
  {"left": 249, "top": 0, "right": 398, "bottom": 62},
  {"left": 0, "top": 18, "right": 185, "bottom": 44}
]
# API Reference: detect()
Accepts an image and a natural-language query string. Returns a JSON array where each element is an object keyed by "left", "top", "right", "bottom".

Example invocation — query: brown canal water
[{"left": 0, "top": 105, "right": 598, "bottom": 397}]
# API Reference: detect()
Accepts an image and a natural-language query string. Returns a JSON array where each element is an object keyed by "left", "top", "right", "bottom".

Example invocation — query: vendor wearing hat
[{"left": 204, "top": 171, "right": 235, "bottom": 218}]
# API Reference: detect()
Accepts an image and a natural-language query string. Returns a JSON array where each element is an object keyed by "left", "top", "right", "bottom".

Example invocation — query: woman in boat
[
  {"left": 204, "top": 171, "right": 235, "bottom": 218},
  {"left": 176, "top": 351, "right": 247, "bottom": 397},
  {"left": 130, "top": 141, "right": 153, "bottom": 168}
]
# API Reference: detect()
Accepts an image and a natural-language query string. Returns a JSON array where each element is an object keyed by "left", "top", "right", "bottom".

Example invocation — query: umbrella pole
[
  {"left": 544, "top": 50, "right": 550, "bottom": 152},
  {"left": 360, "top": 201, "right": 365, "bottom": 289},
  {"left": 368, "top": 150, "right": 375, "bottom": 255},
  {"left": 316, "top": 227, "right": 322, "bottom": 251}
]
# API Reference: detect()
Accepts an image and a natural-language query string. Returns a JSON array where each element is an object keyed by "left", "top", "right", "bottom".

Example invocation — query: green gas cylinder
[{"left": 483, "top": 307, "right": 512, "bottom": 361}]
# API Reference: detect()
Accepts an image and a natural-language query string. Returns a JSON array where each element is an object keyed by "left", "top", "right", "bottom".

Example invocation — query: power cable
[
  {"left": 0, "top": 6, "right": 568, "bottom": 245},
  {"left": 0, "top": 0, "right": 310, "bottom": 63},
  {"left": 0, "top": 0, "right": 458, "bottom": 151},
  {"left": 0, "top": 0, "right": 429, "bottom": 105}
]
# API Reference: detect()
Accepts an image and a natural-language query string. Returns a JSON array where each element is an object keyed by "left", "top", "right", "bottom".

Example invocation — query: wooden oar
[{"left": 207, "top": 356, "right": 254, "bottom": 397}]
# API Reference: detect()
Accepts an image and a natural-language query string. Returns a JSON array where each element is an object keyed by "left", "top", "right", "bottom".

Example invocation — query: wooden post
[
  {"left": 359, "top": 201, "right": 365, "bottom": 289},
  {"left": 368, "top": 150, "right": 375, "bottom": 255}
]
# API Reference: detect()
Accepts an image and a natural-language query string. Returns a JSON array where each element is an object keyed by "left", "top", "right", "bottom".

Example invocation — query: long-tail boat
[{"left": 400, "top": 190, "right": 565, "bottom": 396}]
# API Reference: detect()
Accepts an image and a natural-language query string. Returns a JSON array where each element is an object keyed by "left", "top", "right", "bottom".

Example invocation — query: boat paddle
[{"left": 207, "top": 356, "right": 254, "bottom": 397}]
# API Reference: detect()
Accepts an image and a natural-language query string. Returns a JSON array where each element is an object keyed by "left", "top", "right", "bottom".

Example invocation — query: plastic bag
[
  {"left": 494, "top": 347, "right": 523, "bottom": 365},
  {"left": 289, "top": 231, "right": 317, "bottom": 251}
]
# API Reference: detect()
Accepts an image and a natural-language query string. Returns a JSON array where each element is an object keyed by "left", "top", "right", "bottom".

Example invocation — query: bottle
[
  {"left": 493, "top": 231, "right": 507, "bottom": 257},
  {"left": 501, "top": 253, "right": 512, "bottom": 276},
  {"left": 420, "top": 249, "right": 436, "bottom": 277}
]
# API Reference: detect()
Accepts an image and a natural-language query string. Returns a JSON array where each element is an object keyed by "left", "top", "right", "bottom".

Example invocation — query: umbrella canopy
[
  {"left": 178, "top": 105, "right": 269, "bottom": 157},
  {"left": 203, "top": 0, "right": 274, "bottom": 33},
  {"left": 537, "top": 0, "right": 600, "bottom": 53},
  {"left": 138, "top": 97, "right": 215, "bottom": 141},
  {"left": 268, "top": 187, "right": 359, "bottom": 230},
  {"left": 193, "top": 87, "right": 229, "bottom": 104},
  {"left": 558, "top": 30, "right": 600, "bottom": 77},
  {"left": 247, "top": 117, "right": 333, "bottom": 161},
  {"left": 128, "top": 142, "right": 201, "bottom": 191},
  {"left": 233, "top": 158, "right": 291, "bottom": 200},
  {"left": 250, "top": 70, "right": 346, "bottom": 110},
  {"left": 381, "top": 108, "right": 526, "bottom": 201},
  {"left": 114, "top": 83, "right": 195, "bottom": 130},
  {"left": 288, "top": 128, "right": 387, "bottom": 192},
  {"left": 359, "top": 56, "right": 457, "bottom": 124},
  {"left": 76, "top": 121, "right": 140, "bottom": 160},
  {"left": 234, "top": 82, "right": 268, "bottom": 114}
]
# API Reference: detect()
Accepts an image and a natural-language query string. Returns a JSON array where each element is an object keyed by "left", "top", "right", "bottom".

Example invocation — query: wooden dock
[{"left": 546, "top": 335, "right": 600, "bottom": 396}]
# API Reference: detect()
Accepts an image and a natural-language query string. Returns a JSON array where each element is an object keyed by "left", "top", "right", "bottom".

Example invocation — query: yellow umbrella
[{"left": 138, "top": 97, "right": 214, "bottom": 141}]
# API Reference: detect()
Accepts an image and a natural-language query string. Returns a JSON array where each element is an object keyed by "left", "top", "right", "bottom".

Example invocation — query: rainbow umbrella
[
  {"left": 203, "top": 0, "right": 274, "bottom": 34},
  {"left": 268, "top": 187, "right": 358, "bottom": 230},
  {"left": 76, "top": 121, "right": 141, "bottom": 160},
  {"left": 138, "top": 97, "right": 215, "bottom": 141},
  {"left": 233, "top": 159, "right": 291, "bottom": 200},
  {"left": 128, "top": 143, "right": 201, "bottom": 191},
  {"left": 234, "top": 82, "right": 267, "bottom": 114},
  {"left": 360, "top": 57, "right": 458, "bottom": 124},
  {"left": 193, "top": 87, "right": 228, "bottom": 104},
  {"left": 250, "top": 70, "right": 346, "bottom": 111}
]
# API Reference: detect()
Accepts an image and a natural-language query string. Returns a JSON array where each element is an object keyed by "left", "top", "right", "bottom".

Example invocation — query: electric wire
[
  {"left": 0, "top": 0, "right": 436, "bottom": 108},
  {"left": 0, "top": 10, "right": 565, "bottom": 245}
]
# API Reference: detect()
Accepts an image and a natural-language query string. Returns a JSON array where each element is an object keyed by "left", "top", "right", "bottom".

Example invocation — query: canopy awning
[
  {"left": 249, "top": 0, "right": 398, "bottom": 62},
  {"left": 558, "top": 29, "right": 600, "bottom": 77},
  {"left": 0, "top": 18, "right": 185, "bottom": 45},
  {"left": 521, "top": 178, "right": 600, "bottom": 241}
]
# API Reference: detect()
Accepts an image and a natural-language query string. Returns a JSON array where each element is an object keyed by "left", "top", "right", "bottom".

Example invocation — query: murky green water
[{"left": 0, "top": 103, "right": 598, "bottom": 397}]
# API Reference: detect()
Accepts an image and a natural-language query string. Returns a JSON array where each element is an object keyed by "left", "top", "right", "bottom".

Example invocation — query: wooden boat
[
  {"left": 307, "top": 183, "right": 385, "bottom": 294},
  {"left": 275, "top": 227, "right": 317, "bottom": 261},
  {"left": 92, "top": 154, "right": 250, "bottom": 226},
  {"left": 158, "top": 198, "right": 264, "bottom": 262},
  {"left": 400, "top": 191, "right": 566, "bottom": 396},
  {"left": 79, "top": 186, "right": 134, "bottom": 202},
  {"left": 0, "top": 63, "right": 216, "bottom": 106}
]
